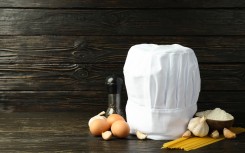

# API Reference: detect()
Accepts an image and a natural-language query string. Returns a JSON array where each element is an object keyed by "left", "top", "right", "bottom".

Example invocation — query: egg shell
[
  {"left": 111, "top": 120, "right": 130, "bottom": 138},
  {"left": 107, "top": 114, "right": 125, "bottom": 127},
  {"left": 89, "top": 119, "right": 110, "bottom": 136}
]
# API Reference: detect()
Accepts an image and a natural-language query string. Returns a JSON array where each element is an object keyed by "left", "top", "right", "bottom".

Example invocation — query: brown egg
[
  {"left": 111, "top": 120, "right": 130, "bottom": 138},
  {"left": 107, "top": 114, "right": 125, "bottom": 127},
  {"left": 89, "top": 119, "right": 110, "bottom": 136}
]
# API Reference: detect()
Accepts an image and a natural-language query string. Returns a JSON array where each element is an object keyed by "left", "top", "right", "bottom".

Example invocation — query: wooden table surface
[{"left": 0, "top": 107, "right": 244, "bottom": 153}]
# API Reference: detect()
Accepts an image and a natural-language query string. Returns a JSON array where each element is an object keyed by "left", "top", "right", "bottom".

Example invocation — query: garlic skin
[
  {"left": 188, "top": 116, "right": 209, "bottom": 137},
  {"left": 88, "top": 111, "right": 106, "bottom": 127}
]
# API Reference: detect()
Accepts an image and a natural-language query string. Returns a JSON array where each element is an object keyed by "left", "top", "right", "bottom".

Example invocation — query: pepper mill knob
[{"left": 105, "top": 74, "right": 123, "bottom": 94}]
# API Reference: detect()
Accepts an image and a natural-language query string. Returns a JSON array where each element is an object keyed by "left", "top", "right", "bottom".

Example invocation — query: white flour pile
[{"left": 196, "top": 108, "right": 234, "bottom": 121}]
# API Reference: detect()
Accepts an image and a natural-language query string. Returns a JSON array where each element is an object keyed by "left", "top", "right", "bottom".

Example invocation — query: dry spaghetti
[{"left": 162, "top": 127, "right": 245, "bottom": 151}]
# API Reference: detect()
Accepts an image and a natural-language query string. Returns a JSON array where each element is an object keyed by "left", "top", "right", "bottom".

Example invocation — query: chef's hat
[{"left": 124, "top": 44, "right": 201, "bottom": 140}]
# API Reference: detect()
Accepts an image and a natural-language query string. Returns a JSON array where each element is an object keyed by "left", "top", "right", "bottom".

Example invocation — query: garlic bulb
[
  {"left": 187, "top": 116, "right": 209, "bottom": 137},
  {"left": 88, "top": 111, "right": 106, "bottom": 127}
]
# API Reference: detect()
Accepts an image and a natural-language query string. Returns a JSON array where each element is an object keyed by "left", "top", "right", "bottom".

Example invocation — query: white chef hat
[{"left": 124, "top": 44, "right": 201, "bottom": 140}]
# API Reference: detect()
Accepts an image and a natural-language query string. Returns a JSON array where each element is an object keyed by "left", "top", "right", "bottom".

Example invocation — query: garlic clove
[
  {"left": 102, "top": 131, "right": 112, "bottom": 140},
  {"left": 223, "top": 128, "right": 236, "bottom": 139},
  {"left": 88, "top": 111, "right": 106, "bottom": 127},
  {"left": 136, "top": 130, "right": 147, "bottom": 140},
  {"left": 182, "top": 130, "right": 192, "bottom": 138},
  {"left": 210, "top": 130, "right": 219, "bottom": 138}
]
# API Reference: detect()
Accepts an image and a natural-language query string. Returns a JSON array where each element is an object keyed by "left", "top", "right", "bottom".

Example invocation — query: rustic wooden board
[
  {"left": 1, "top": 91, "right": 244, "bottom": 105},
  {"left": 0, "top": 36, "right": 245, "bottom": 64},
  {"left": 1, "top": 91, "right": 244, "bottom": 122},
  {"left": 0, "top": 111, "right": 244, "bottom": 152},
  {"left": 0, "top": 63, "right": 244, "bottom": 91},
  {"left": 0, "top": 0, "right": 245, "bottom": 8},
  {"left": 0, "top": 0, "right": 244, "bottom": 117},
  {"left": 1, "top": 9, "right": 245, "bottom": 35}
]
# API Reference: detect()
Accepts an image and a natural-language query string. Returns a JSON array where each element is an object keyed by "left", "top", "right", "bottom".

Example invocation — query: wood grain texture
[
  {"left": 1, "top": 91, "right": 244, "bottom": 116},
  {"left": 0, "top": 0, "right": 245, "bottom": 8},
  {"left": 2, "top": 91, "right": 244, "bottom": 105},
  {"left": 0, "top": 63, "right": 244, "bottom": 91},
  {"left": 0, "top": 91, "right": 108, "bottom": 112},
  {"left": 0, "top": 63, "right": 122, "bottom": 91},
  {"left": 0, "top": 36, "right": 245, "bottom": 64},
  {"left": 0, "top": 111, "right": 244, "bottom": 152},
  {"left": 1, "top": 9, "right": 245, "bottom": 36},
  {"left": 0, "top": 0, "right": 244, "bottom": 117}
]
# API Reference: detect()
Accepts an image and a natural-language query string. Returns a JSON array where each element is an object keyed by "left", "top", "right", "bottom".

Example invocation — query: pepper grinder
[{"left": 105, "top": 74, "right": 125, "bottom": 118}]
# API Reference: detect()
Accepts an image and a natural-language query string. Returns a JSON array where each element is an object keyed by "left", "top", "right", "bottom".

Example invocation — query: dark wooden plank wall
[{"left": 0, "top": 1, "right": 244, "bottom": 124}]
